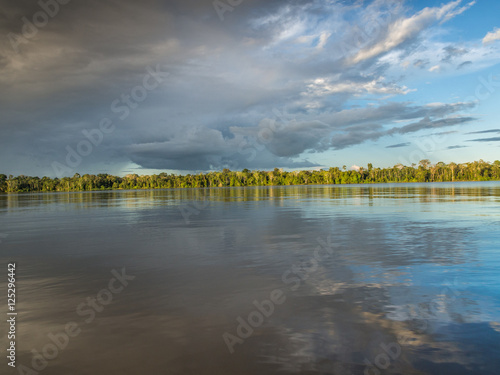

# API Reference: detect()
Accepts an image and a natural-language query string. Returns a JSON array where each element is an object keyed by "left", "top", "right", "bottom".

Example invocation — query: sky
[{"left": 0, "top": 0, "right": 499, "bottom": 177}]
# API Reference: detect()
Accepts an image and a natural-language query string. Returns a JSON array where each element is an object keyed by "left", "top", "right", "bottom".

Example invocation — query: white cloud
[
  {"left": 304, "top": 77, "right": 412, "bottom": 96},
  {"left": 296, "top": 35, "right": 315, "bottom": 44},
  {"left": 483, "top": 27, "right": 500, "bottom": 44},
  {"left": 439, "top": 0, "right": 475, "bottom": 23},
  {"left": 294, "top": 30, "right": 331, "bottom": 50},
  {"left": 380, "top": 36, "right": 500, "bottom": 80},
  {"left": 349, "top": 0, "right": 475, "bottom": 65},
  {"left": 426, "top": 102, "right": 446, "bottom": 107},
  {"left": 316, "top": 31, "right": 331, "bottom": 49}
]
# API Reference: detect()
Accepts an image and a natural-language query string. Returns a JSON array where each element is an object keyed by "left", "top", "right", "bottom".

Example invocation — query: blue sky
[{"left": 1, "top": 0, "right": 499, "bottom": 177}]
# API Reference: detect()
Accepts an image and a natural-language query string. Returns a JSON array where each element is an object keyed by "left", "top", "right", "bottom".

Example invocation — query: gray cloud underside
[
  {"left": 413, "top": 59, "right": 429, "bottom": 69},
  {"left": 0, "top": 0, "right": 482, "bottom": 174},
  {"left": 457, "top": 61, "right": 472, "bottom": 69},
  {"left": 468, "top": 137, "right": 500, "bottom": 142},
  {"left": 442, "top": 45, "right": 468, "bottom": 63},
  {"left": 447, "top": 145, "right": 468, "bottom": 149},
  {"left": 386, "top": 142, "right": 411, "bottom": 148},
  {"left": 466, "top": 129, "right": 500, "bottom": 134},
  {"left": 329, "top": 103, "right": 476, "bottom": 150}
]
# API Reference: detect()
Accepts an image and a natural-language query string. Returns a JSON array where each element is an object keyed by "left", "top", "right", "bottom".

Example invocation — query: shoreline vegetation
[{"left": 1, "top": 160, "right": 499, "bottom": 193}]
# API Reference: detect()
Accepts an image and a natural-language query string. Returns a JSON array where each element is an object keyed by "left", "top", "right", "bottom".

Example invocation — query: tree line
[{"left": 1, "top": 159, "right": 499, "bottom": 193}]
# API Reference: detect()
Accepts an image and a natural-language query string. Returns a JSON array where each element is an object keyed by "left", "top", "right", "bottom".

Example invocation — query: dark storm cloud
[
  {"left": 0, "top": 0, "right": 480, "bottom": 175},
  {"left": 330, "top": 102, "right": 476, "bottom": 150},
  {"left": 386, "top": 142, "right": 410, "bottom": 148}
]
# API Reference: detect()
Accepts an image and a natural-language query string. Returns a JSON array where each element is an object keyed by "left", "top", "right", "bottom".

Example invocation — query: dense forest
[{"left": 1, "top": 160, "right": 500, "bottom": 193}]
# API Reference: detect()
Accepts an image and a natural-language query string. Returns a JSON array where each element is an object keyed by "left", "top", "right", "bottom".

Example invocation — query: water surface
[{"left": 1, "top": 182, "right": 499, "bottom": 374}]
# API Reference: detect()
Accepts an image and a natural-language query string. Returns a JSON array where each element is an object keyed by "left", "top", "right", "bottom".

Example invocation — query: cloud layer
[{"left": 0, "top": 0, "right": 498, "bottom": 176}]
